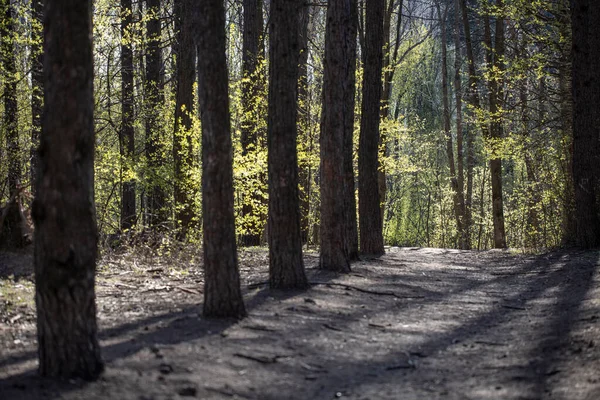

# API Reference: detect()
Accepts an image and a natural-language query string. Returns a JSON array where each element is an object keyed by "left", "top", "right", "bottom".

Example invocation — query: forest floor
[{"left": 0, "top": 245, "right": 599, "bottom": 400}]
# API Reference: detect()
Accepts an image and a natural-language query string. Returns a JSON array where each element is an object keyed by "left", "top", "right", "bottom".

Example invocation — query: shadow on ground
[{"left": 1, "top": 248, "right": 599, "bottom": 400}]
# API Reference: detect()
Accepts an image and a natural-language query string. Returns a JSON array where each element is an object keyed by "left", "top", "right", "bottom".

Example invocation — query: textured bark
[
  {"left": 145, "top": 0, "right": 167, "bottom": 228},
  {"left": 571, "top": 0, "right": 600, "bottom": 247},
  {"left": 0, "top": 0, "right": 24, "bottom": 249},
  {"left": 33, "top": 0, "right": 103, "bottom": 379},
  {"left": 195, "top": 0, "right": 246, "bottom": 318},
  {"left": 267, "top": 0, "right": 308, "bottom": 289},
  {"left": 239, "top": 0, "right": 265, "bottom": 246},
  {"left": 358, "top": 0, "right": 384, "bottom": 255},
  {"left": 120, "top": 0, "right": 136, "bottom": 231},
  {"left": 173, "top": 0, "right": 196, "bottom": 239},
  {"left": 31, "top": 0, "right": 43, "bottom": 190},
  {"left": 320, "top": 0, "right": 358, "bottom": 272}
]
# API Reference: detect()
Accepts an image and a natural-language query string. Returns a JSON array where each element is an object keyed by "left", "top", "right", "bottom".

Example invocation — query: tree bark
[
  {"left": 145, "top": 0, "right": 167, "bottom": 228},
  {"left": 267, "top": 0, "right": 308, "bottom": 289},
  {"left": 120, "top": 0, "right": 136, "bottom": 232},
  {"left": 33, "top": 0, "right": 103, "bottom": 379},
  {"left": 239, "top": 0, "right": 265, "bottom": 246},
  {"left": 358, "top": 0, "right": 385, "bottom": 255},
  {"left": 320, "top": 0, "right": 358, "bottom": 272},
  {"left": 571, "top": 0, "right": 600, "bottom": 247},
  {"left": 195, "top": 0, "right": 246, "bottom": 318},
  {"left": 173, "top": 0, "right": 196, "bottom": 240}
]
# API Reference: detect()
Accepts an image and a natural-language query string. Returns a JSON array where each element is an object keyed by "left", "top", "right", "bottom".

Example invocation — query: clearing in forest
[{"left": 1, "top": 247, "right": 599, "bottom": 399}]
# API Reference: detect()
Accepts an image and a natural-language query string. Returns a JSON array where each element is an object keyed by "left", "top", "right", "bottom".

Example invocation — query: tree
[
  {"left": 571, "top": 0, "right": 600, "bottom": 247},
  {"left": 33, "top": 0, "right": 103, "bottom": 379},
  {"left": 145, "top": 0, "right": 167, "bottom": 228},
  {"left": 31, "top": 0, "right": 43, "bottom": 189},
  {"left": 452, "top": 0, "right": 468, "bottom": 249},
  {"left": 239, "top": 0, "right": 265, "bottom": 246},
  {"left": 120, "top": 0, "right": 136, "bottom": 231},
  {"left": 173, "top": 0, "right": 197, "bottom": 240},
  {"left": 195, "top": 0, "right": 246, "bottom": 318},
  {"left": 0, "top": 0, "right": 25, "bottom": 248},
  {"left": 267, "top": 0, "right": 308, "bottom": 289},
  {"left": 297, "top": 3, "right": 311, "bottom": 244},
  {"left": 438, "top": 2, "right": 467, "bottom": 249},
  {"left": 483, "top": 0, "right": 507, "bottom": 249},
  {"left": 358, "top": 0, "right": 385, "bottom": 255},
  {"left": 320, "top": 0, "right": 358, "bottom": 272}
]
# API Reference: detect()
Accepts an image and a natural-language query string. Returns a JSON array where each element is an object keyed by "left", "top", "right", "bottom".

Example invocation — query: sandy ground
[{"left": 1, "top": 246, "right": 599, "bottom": 400}]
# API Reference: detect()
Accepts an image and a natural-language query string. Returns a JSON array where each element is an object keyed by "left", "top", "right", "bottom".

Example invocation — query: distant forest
[{"left": 0, "top": 0, "right": 598, "bottom": 253}]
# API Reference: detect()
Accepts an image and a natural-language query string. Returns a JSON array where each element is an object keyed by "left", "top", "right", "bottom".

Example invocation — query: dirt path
[{"left": 1, "top": 247, "right": 599, "bottom": 400}]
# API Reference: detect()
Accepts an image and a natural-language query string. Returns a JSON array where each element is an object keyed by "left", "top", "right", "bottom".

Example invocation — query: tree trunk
[
  {"left": 298, "top": 2, "right": 311, "bottom": 245},
  {"left": 267, "top": 0, "right": 308, "bottom": 289},
  {"left": 145, "top": 0, "right": 167, "bottom": 229},
  {"left": 453, "top": 0, "right": 468, "bottom": 249},
  {"left": 459, "top": 0, "right": 481, "bottom": 248},
  {"left": 483, "top": 4, "right": 506, "bottom": 249},
  {"left": 33, "top": 0, "right": 103, "bottom": 379},
  {"left": 320, "top": 0, "right": 358, "bottom": 272},
  {"left": 358, "top": 0, "right": 384, "bottom": 255},
  {"left": 239, "top": 0, "right": 265, "bottom": 246},
  {"left": 173, "top": 0, "right": 196, "bottom": 240},
  {"left": 571, "top": 0, "right": 600, "bottom": 247},
  {"left": 557, "top": 2, "right": 575, "bottom": 246},
  {"left": 0, "top": 0, "right": 24, "bottom": 249},
  {"left": 31, "top": 0, "right": 43, "bottom": 191},
  {"left": 438, "top": 3, "right": 464, "bottom": 250},
  {"left": 120, "top": 0, "right": 136, "bottom": 232},
  {"left": 195, "top": 0, "right": 246, "bottom": 318}
]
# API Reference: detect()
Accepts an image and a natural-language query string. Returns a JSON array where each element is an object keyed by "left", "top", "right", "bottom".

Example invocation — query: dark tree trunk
[
  {"left": 298, "top": 2, "right": 311, "bottom": 244},
  {"left": 459, "top": 0, "right": 480, "bottom": 248},
  {"left": 120, "top": 0, "right": 136, "bottom": 231},
  {"left": 491, "top": 1, "right": 506, "bottom": 249},
  {"left": 0, "top": 0, "right": 24, "bottom": 249},
  {"left": 173, "top": 0, "right": 196, "bottom": 240},
  {"left": 145, "top": 0, "right": 167, "bottom": 228},
  {"left": 195, "top": 0, "right": 246, "bottom": 318},
  {"left": 557, "top": 2, "right": 575, "bottom": 246},
  {"left": 358, "top": 0, "right": 384, "bottom": 255},
  {"left": 453, "top": 0, "right": 468, "bottom": 249},
  {"left": 31, "top": 0, "right": 43, "bottom": 190},
  {"left": 239, "top": 0, "right": 265, "bottom": 246},
  {"left": 319, "top": 0, "right": 358, "bottom": 272},
  {"left": 571, "top": 0, "right": 600, "bottom": 247},
  {"left": 267, "top": 0, "right": 308, "bottom": 289},
  {"left": 33, "top": 0, "right": 103, "bottom": 379},
  {"left": 483, "top": 4, "right": 506, "bottom": 249}
]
